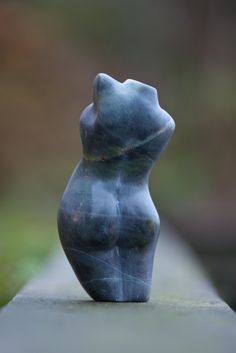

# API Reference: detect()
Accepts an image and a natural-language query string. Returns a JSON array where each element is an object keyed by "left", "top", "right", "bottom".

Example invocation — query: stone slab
[{"left": 0, "top": 225, "right": 236, "bottom": 353}]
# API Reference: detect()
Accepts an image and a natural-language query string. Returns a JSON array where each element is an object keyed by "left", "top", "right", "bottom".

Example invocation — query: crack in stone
[
  {"left": 66, "top": 247, "right": 149, "bottom": 287},
  {"left": 84, "top": 119, "right": 173, "bottom": 161}
]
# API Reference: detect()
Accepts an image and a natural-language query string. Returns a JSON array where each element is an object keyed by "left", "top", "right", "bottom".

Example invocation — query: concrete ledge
[{"left": 1, "top": 225, "right": 236, "bottom": 353}]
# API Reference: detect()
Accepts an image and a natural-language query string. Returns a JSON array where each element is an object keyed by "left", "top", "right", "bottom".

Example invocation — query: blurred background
[{"left": 0, "top": 0, "right": 235, "bottom": 308}]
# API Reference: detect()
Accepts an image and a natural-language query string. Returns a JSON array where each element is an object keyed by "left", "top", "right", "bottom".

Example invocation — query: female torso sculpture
[{"left": 58, "top": 73, "right": 175, "bottom": 302}]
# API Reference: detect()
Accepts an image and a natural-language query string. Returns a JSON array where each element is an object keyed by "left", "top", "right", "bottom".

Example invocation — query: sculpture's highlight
[{"left": 57, "top": 73, "right": 175, "bottom": 302}]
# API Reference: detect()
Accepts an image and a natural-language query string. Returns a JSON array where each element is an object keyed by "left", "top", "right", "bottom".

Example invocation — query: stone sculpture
[{"left": 57, "top": 73, "right": 175, "bottom": 302}]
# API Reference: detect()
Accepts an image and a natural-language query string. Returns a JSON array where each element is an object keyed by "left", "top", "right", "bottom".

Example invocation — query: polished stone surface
[{"left": 57, "top": 73, "right": 175, "bottom": 301}]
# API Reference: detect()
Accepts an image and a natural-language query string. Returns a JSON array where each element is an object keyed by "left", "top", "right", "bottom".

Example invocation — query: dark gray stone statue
[{"left": 58, "top": 73, "right": 175, "bottom": 302}]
